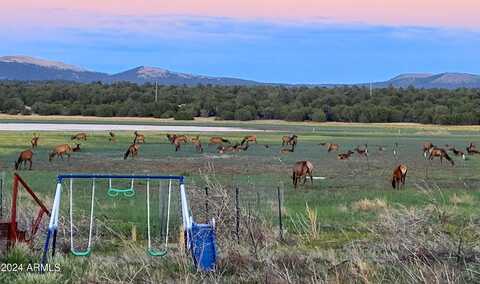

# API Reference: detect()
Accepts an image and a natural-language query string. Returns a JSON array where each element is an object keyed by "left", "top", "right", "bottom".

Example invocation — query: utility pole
[
  {"left": 370, "top": 82, "right": 373, "bottom": 97},
  {"left": 155, "top": 81, "right": 158, "bottom": 103}
]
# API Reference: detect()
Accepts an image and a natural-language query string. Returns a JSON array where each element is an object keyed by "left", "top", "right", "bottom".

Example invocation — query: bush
[{"left": 174, "top": 111, "right": 194, "bottom": 120}]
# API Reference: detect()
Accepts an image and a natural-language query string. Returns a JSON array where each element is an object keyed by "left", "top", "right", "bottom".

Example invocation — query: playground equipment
[
  {"left": 0, "top": 173, "right": 51, "bottom": 249},
  {"left": 41, "top": 174, "right": 217, "bottom": 272}
]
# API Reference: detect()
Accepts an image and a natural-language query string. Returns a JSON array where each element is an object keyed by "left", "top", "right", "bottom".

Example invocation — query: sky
[{"left": 1, "top": 1, "right": 480, "bottom": 84}]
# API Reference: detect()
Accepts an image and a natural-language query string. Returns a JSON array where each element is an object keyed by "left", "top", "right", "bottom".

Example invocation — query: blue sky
[{"left": 2, "top": 15, "right": 480, "bottom": 84}]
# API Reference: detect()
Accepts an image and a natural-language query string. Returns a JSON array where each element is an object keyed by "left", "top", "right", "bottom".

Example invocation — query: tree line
[{"left": 0, "top": 81, "right": 479, "bottom": 125}]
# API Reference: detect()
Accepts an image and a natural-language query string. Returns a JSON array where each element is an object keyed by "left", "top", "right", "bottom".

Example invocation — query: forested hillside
[{"left": 0, "top": 81, "right": 479, "bottom": 125}]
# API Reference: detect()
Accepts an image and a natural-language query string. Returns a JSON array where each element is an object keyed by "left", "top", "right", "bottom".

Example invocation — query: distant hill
[
  {"left": 107, "top": 66, "right": 260, "bottom": 86},
  {"left": 1, "top": 55, "right": 480, "bottom": 88},
  {"left": 373, "top": 73, "right": 480, "bottom": 89},
  {"left": 0, "top": 56, "right": 108, "bottom": 82},
  {"left": 0, "top": 56, "right": 260, "bottom": 86}
]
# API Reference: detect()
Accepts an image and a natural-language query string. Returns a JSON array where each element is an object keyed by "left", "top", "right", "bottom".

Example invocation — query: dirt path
[{"left": 0, "top": 123, "right": 262, "bottom": 132}]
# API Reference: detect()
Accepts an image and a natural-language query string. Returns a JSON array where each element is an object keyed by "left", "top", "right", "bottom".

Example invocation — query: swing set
[{"left": 41, "top": 174, "right": 217, "bottom": 272}]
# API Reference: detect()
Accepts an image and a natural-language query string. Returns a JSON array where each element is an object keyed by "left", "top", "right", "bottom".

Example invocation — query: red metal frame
[{"left": 6, "top": 173, "right": 51, "bottom": 247}]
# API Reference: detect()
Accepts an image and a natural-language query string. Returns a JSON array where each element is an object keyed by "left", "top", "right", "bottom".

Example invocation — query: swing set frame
[{"left": 41, "top": 174, "right": 190, "bottom": 266}]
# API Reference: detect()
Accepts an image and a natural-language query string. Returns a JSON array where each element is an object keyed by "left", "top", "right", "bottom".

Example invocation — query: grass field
[{"left": 1, "top": 119, "right": 480, "bottom": 283}]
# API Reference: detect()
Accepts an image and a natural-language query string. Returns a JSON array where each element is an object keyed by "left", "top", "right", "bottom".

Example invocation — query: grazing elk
[
  {"left": 320, "top": 143, "right": 339, "bottom": 152},
  {"left": 292, "top": 161, "right": 314, "bottom": 189},
  {"left": 49, "top": 144, "right": 73, "bottom": 162},
  {"left": 71, "top": 132, "right": 87, "bottom": 141},
  {"left": 354, "top": 144, "right": 368, "bottom": 159},
  {"left": 15, "top": 149, "right": 33, "bottom": 170},
  {"left": 133, "top": 131, "right": 145, "bottom": 144},
  {"left": 124, "top": 143, "right": 140, "bottom": 159},
  {"left": 72, "top": 143, "right": 81, "bottom": 152},
  {"left": 428, "top": 147, "right": 454, "bottom": 166},
  {"left": 282, "top": 135, "right": 298, "bottom": 147},
  {"left": 337, "top": 150, "right": 354, "bottom": 160},
  {"left": 31, "top": 133, "right": 39, "bottom": 148},
  {"left": 449, "top": 147, "right": 466, "bottom": 160},
  {"left": 391, "top": 164, "right": 408, "bottom": 190},
  {"left": 240, "top": 135, "right": 257, "bottom": 145},
  {"left": 466, "top": 143, "right": 480, "bottom": 155},
  {"left": 209, "top": 136, "right": 230, "bottom": 146}
]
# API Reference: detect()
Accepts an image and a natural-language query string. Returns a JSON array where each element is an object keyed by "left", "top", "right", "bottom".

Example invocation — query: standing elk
[
  {"left": 133, "top": 131, "right": 145, "bottom": 144},
  {"left": 49, "top": 144, "right": 73, "bottom": 162},
  {"left": 282, "top": 135, "right": 298, "bottom": 147},
  {"left": 391, "top": 164, "right": 407, "bottom": 190},
  {"left": 124, "top": 143, "right": 140, "bottom": 159},
  {"left": 15, "top": 149, "right": 33, "bottom": 170},
  {"left": 292, "top": 161, "right": 314, "bottom": 189},
  {"left": 31, "top": 133, "right": 39, "bottom": 148}
]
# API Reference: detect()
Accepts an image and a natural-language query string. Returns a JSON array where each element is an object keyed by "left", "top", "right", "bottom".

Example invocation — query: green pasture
[{"left": 1, "top": 121, "right": 480, "bottom": 253}]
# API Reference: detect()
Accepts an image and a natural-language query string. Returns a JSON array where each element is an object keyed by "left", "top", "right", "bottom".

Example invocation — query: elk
[
  {"left": 320, "top": 143, "right": 339, "bottom": 152},
  {"left": 15, "top": 149, "right": 33, "bottom": 170},
  {"left": 391, "top": 164, "right": 407, "bottom": 190},
  {"left": 428, "top": 147, "right": 454, "bottom": 166},
  {"left": 124, "top": 143, "right": 140, "bottom": 159},
  {"left": 466, "top": 143, "right": 480, "bottom": 155},
  {"left": 282, "top": 135, "right": 298, "bottom": 147},
  {"left": 166, "top": 134, "right": 188, "bottom": 144},
  {"left": 292, "top": 161, "right": 314, "bottom": 189},
  {"left": 49, "top": 144, "right": 73, "bottom": 162},
  {"left": 354, "top": 144, "right": 368, "bottom": 159},
  {"left": 422, "top": 142, "right": 435, "bottom": 158},
  {"left": 72, "top": 143, "right": 81, "bottom": 152},
  {"left": 31, "top": 133, "right": 39, "bottom": 148},
  {"left": 337, "top": 150, "right": 354, "bottom": 160},
  {"left": 209, "top": 136, "right": 230, "bottom": 145},
  {"left": 71, "top": 132, "right": 87, "bottom": 141},
  {"left": 240, "top": 135, "right": 257, "bottom": 145},
  {"left": 133, "top": 131, "right": 145, "bottom": 144},
  {"left": 190, "top": 136, "right": 203, "bottom": 153},
  {"left": 449, "top": 147, "right": 466, "bottom": 160}
]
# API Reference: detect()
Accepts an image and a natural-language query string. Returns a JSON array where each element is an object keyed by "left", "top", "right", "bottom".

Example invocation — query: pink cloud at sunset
[{"left": 2, "top": 0, "right": 480, "bottom": 29}]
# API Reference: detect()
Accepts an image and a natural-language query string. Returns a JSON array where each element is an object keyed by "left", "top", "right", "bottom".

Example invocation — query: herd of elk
[
  {"left": 391, "top": 164, "right": 407, "bottom": 190},
  {"left": 292, "top": 160, "right": 314, "bottom": 189},
  {"left": 15, "top": 149, "right": 33, "bottom": 170},
  {"left": 49, "top": 144, "right": 73, "bottom": 162},
  {"left": 71, "top": 132, "right": 87, "bottom": 141}
]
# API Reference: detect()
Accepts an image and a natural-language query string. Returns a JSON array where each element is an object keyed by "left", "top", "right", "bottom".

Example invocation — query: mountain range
[{"left": 1, "top": 55, "right": 480, "bottom": 89}]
